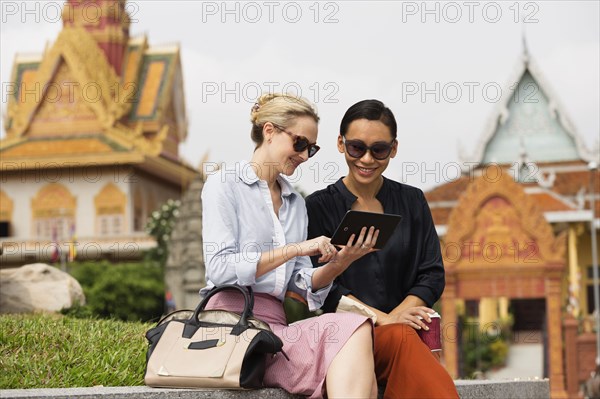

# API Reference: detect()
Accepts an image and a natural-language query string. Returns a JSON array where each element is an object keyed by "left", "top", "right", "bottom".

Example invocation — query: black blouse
[{"left": 305, "top": 177, "right": 445, "bottom": 314}]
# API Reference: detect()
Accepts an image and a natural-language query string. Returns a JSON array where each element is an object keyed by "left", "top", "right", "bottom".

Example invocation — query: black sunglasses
[
  {"left": 272, "top": 123, "right": 320, "bottom": 158},
  {"left": 342, "top": 137, "right": 396, "bottom": 160}
]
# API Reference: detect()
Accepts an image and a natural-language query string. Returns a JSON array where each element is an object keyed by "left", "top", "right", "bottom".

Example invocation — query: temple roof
[
  {"left": 1, "top": 13, "right": 194, "bottom": 185},
  {"left": 126, "top": 40, "right": 187, "bottom": 140},
  {"left": 463, "top": 52, "right": 595, "bottom": 166},
  {"left": 428, "top": 49, "right": 598, "bottom": 233},
  {"left": 1, "top": 136, "right": 127, "bottom": 157},
  {"left": 426, "top": 166, "right": 599, "bottom": 229}
]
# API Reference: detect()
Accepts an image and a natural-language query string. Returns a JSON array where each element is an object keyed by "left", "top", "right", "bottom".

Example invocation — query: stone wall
[
  {"left": 564, "top": 315, "right": 598, "bottom": 398},
  {"left": 164, "top": 174, "right": 206, "bottom": 310}
]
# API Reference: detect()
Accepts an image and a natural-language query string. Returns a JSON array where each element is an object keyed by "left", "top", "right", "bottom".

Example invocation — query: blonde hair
[{"left": 250, "top": 93, "right": 319, "bottom": 147}]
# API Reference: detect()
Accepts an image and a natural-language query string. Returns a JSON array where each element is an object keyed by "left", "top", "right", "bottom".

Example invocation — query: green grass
[{"left": 0, "top": 313, "right": 153, "bottom": 389}]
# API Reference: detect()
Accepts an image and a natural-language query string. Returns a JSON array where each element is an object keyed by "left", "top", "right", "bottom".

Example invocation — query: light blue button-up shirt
[{"left": 200, "top": 161, "right": 332, "bottom": 311}]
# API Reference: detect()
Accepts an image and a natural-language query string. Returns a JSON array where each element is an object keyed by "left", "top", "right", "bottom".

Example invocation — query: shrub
[
  {"left": 488, "top": 339, "right": 509, "bottom": 367},
  {"left": 60, "top": 303, "right": 95, "bottom": 319},
  {"left": 460, "top": 316, "right": 512, "bottom": 378},
  {"left": 145, "top": 199, "right": 180, "bottom": 267},
  {"left": 68, "top": 261, "right": 164, "bottom": 322}
]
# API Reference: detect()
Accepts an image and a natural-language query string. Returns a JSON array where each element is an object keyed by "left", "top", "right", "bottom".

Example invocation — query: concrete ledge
[
  {"left": 455, "top": 379, "right": 549, "bottom": 399},
  {"left": 0, "top": 387, "right": 300, "bottom": 399},
  {"left": 0, "top": 379, "right": 550, "bottom": 399}
]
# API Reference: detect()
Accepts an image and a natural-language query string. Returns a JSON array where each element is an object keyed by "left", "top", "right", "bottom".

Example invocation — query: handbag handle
[
  {"left": 194, "top": 284, "right": 254, "bottom": 335},
  {"left": 203, "top": 284, "right": 255, "bottom": 312}
]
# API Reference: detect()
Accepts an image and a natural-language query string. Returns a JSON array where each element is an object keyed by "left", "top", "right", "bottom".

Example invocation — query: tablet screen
[{"left": 330, "top": 210, "right": 402, "bottom": 250}]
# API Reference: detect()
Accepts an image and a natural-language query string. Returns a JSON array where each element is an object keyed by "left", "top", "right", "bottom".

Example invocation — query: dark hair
[{"left": 339, "top": 99, "right": 397, "bottom": 139}]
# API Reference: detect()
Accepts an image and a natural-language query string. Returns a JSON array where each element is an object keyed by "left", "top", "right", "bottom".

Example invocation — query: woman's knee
[
  {"left": 377, "top": 324, "right": 420, "bottom": 348},
  {"left": 352, "top": 321, "right": 374, "bottom": 347},
  {"left": 359, "top": 320, "right": 374, "bottom": 336}
]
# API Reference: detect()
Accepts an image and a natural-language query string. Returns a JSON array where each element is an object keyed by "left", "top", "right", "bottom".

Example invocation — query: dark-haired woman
[
  {"left": 306, "top": 99, "right": 459, "bottom": 399},
  {"left": 201, "top": 93, "right": 379, "bottom": 398}
]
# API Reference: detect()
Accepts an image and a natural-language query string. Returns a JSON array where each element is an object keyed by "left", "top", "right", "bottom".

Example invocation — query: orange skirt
[{"left": 374, "top": 324, "right": 459, "bottom": 399}]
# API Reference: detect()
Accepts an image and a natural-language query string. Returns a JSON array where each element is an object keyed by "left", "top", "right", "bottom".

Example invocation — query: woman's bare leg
[
  {"left": 371, "top": 372, "right": 379, "bottom": 398},
  {"left": 326, "top": 321, "right": 377, "bottom": 398}
]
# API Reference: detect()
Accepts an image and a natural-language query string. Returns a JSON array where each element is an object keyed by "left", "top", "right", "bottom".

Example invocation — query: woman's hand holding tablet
[{"left": 330, "top": 210, "right": 402, "bottom": 250}]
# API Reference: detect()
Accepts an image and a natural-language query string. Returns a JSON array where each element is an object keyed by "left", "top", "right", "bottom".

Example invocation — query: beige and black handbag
[{"left": 144, "top": 284, "right": 285, "bottom": 389}]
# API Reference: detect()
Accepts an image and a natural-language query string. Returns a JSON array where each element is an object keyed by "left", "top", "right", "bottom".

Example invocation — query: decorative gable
[
  {"left": 444, "top": 168, "right": 566, "bottom": 270},
  {"left": 483, "top": 71, "right": 579, "bottom": 163},
  {"left": 466, "top": 54, "right": 594, "bottom": 166},
  {"left": 27, "top": 61, "right": 102, "bottom": 136},
  {"left": 6, "top": 27, "right": 135, "bottom": 140}
]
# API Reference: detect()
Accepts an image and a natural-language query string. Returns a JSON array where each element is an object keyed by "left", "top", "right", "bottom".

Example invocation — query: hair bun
[
  {"left": 250, "top": 93, "right": 281, "bottom": 122},
  {"left": 257, "top": 93, "right": 279, "bottom": 106}
]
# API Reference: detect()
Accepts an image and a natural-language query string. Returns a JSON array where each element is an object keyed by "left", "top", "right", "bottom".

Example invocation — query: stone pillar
[
  {"left": 442, "top": 274, "right": 459, "bottom": 378},
  {"left": 546, "top": 277, "right": 568, "bottom": 399},
  {"left": 479, "top": 298, "right": 499, "bottom": 330},
  {"left": 567, "top": 227, "right": 581, "bottom": 317},
  {"left": 563, "top": 314, "right": 579, "bottom": 398},
  {"left": 499, "top": 297, "right": 509, "bottom": 319},
  {"left": 165, "top": 175, "right": 206, "bottom": 310}
]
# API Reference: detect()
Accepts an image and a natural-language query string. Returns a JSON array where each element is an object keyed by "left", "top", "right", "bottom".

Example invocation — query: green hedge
[
  {"left": 66, "top": 261, "right": 164, "bottom": 323},
  {"left": 0, "top": 313, "right": 151, "bottom": 389}
]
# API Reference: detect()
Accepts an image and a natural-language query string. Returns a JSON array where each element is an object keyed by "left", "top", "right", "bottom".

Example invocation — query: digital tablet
[{"left": 330, "top": 210, "right": 402, "bottom": 250}]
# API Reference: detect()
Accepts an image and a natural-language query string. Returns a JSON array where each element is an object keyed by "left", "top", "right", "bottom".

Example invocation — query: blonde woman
[{"left": 201, "top": 94, "right": 378, "bottom": 398}]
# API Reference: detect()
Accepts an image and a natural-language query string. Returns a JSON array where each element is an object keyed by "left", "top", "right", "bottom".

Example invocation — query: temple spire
[
  {"left": 62, "top": 0, "right": 130, "bottom": 75},
  {"left": 521, "top": 23, "right": 530, "bottom": 63}
]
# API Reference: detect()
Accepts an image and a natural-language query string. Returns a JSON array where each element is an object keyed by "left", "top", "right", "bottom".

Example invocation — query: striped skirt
[{"left": 204, "top": 292, "right": 369, "bottom": 398}]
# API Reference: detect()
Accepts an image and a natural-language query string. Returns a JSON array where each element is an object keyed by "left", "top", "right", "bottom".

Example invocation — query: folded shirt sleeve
[
  {"left": 286, "top": 209, "right": 333, "bottom": 311},
  {"left": 202, "top": 175, "right": 260, "bottom": 287},
  {"left": 304, "top": 194, "right": 348, "bottom": 312},
  {"left": 287, "top": 254, "right": 332, "bottom": 312}
]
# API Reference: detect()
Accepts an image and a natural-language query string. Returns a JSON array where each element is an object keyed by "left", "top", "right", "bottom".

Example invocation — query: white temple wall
[{"left": 1, "top": 165, "right": 133, "bottom": 240}]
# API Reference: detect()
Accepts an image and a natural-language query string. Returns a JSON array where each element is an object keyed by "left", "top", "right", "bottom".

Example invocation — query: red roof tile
[
  {"left": 553, "top": 170, "right": 599, "bottom": 197},
  {"left": 425, "top": 176, "right": 471, "bottom": 202},
  {"left": 527, "top": 192, "right": 577, "bottom": 212},
  {"left": 430, "top": 207, "right": 452, "bottom": 226}
]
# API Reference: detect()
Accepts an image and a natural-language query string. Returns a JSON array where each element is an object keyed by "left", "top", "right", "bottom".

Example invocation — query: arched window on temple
[
  {"left": 31, "top": 183, "right": 76, "bottom": 240},
  {"left": 94, "top": 183, "right": 126, "bottom": 236},
  {"left": 0, "top": 190, "right": 14, "bottom": 238}
]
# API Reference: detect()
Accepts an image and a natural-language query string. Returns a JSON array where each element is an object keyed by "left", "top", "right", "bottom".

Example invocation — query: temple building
[
  {"left": 0, "top": 0, "right": 197, "bottom": 266},
  {"left": 426, "top": 47, "right": 599, "bottom": 398}
]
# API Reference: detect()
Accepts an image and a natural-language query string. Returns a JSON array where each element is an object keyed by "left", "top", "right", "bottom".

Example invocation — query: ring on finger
[{"left": 361, "top": 244, "right": 367, "bottom": 249}]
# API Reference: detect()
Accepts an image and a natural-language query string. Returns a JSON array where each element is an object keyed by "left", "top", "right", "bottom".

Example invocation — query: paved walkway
[{"left": 487, "top": 331, "right": 544, "bottom": 380}]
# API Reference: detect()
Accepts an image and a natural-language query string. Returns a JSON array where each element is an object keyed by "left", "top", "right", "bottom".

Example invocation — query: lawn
[{"left": 0, "top": 313, "right": 153, "bottom": 389}]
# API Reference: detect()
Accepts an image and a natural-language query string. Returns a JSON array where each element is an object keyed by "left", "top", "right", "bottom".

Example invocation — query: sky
[{"left": 1, "top": 0, "right": 599, "bottom": 194}]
